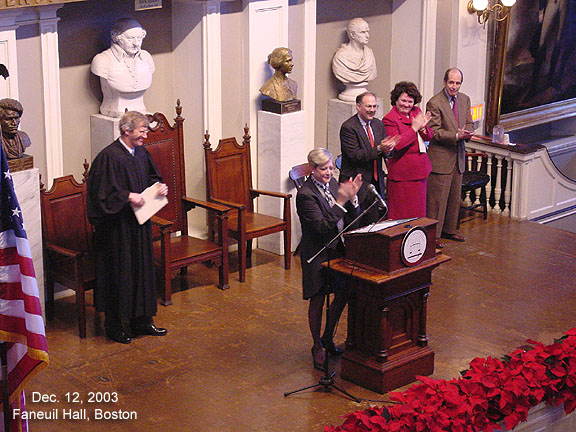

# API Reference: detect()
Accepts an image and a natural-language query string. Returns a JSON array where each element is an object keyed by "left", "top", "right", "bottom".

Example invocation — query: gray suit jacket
[{"left": 425, "top": 90, "right": 474, "bottom": 174}]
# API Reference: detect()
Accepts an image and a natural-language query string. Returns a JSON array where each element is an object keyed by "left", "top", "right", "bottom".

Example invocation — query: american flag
[{"left": 0, "top": 146, "right": 48, "bottom": 432}]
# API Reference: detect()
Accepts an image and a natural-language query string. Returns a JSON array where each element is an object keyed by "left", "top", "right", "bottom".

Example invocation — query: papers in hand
[{"left": 131, "top": 182, "right": 168, "bottom": 225}]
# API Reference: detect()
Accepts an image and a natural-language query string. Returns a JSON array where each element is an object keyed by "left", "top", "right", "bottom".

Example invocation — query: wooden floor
[{"left": 26, "top": 213, "right": 576, "bottom": 431}]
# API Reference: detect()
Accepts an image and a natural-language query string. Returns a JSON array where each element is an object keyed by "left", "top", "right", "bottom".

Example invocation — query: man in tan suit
[{"left": 425, "top": 68, "right": 474, "bottom": 246}]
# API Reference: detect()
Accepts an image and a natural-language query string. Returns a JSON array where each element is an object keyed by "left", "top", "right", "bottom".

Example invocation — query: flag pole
[{"left": 1, "top": 341, "right": 10, "bottom": 431}]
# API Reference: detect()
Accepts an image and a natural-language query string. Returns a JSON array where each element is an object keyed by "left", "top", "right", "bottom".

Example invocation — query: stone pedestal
[
  {"left": 338, "top": 82, "right": 369, "bottom": 102},
  {"left": 13, "top": 168, "right": 44, "bottom": 317},
  {"left": 257, "top": 110, "right": 306, "bottom": 254},
  {"left": 90, "top": 114, "right": 120, "bottom": 160},
  {"left": 327, "top": 97, "right": 385, "bottom": 164}
]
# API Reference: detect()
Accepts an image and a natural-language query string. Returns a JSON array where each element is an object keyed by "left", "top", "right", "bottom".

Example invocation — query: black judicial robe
[{"left": 87, "top": 140, "right": 162, "bottom": 319}]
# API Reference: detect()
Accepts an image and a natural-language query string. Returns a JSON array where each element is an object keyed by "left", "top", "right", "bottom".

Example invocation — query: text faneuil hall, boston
[{"left": 12, "top": 408, "right": 138, "bottom": 420}]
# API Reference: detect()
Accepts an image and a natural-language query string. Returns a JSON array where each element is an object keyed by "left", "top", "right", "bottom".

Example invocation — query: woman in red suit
[{"left": 383, "top": 81, "right": 433, "bottom": 219}]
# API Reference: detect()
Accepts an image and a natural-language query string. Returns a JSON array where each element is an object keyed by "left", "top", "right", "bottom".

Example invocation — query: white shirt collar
[
  {"left": 357, "top": 114, "right": 369, "bottom": 128},
  {"left": 119, "top": 137, "right": 135, "bottom": 155}
]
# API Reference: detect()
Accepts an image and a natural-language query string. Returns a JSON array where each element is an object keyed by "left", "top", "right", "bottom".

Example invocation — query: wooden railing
[{"left": 466, "top": 136, "right": 576, "bottom": 220}]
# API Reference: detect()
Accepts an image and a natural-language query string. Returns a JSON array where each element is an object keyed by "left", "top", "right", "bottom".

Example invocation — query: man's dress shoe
[
  {"left": 133, "top": 324, "right": 168, "bottom": 337},
  {"left": 106, "top": 330, "right": 131, "bottom": 344},
  {"left": 441, "top": 232, "right": 465, "bottom": 242},
  {"left": 435, "top": 238, "right": 444, "bottom": 249}
]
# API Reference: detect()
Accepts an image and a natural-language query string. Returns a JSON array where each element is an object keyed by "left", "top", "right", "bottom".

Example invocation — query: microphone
[{"left": 367, "top": 184, "right": 387, "bottom": 209}]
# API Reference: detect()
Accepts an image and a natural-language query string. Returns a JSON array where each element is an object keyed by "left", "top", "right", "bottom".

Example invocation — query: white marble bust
[
  {"left": 91, "top": 18, "right": 155, "bottom": 118},
  {"left": 332, "top": 18, "right": 378, "bottom": 102}
]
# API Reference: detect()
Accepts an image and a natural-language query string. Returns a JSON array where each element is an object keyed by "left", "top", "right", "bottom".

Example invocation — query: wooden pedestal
[
  {"left": 329, "top": 255, "right": 449, "bottom": 393},
  {"left": 326, "top": 218, "right": 449, "bottom": 393}
]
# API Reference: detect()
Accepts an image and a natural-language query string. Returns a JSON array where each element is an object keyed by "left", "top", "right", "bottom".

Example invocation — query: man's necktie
[
  {"left": 366, "top": 122, "right": 378, "bottom": 181},
  {"left": 452, "top": 96, "right": 459, "bottom": 127}
]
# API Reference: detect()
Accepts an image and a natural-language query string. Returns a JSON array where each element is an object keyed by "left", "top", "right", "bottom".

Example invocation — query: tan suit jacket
[{"left": 425, "top": 90, "right": 474, "bottom": 175}]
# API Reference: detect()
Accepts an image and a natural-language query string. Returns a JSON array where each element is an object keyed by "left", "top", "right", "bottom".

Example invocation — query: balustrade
[{"left": 466, "top": 136, "right": 576, "bottom": 221}]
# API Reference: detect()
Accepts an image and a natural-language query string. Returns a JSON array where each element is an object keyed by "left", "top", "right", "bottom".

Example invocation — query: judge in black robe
[{"left": 87, "top": 111, "right": 168, "bottom": 344}]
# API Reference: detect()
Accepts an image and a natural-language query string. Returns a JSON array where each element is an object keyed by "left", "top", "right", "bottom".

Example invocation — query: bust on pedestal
[
  {"left": 258, "top": 48, "right": 305, "bottom": 252},
  {"left": 91, "top": 18, "right": 155, "bottom": 118},
  {"left": 0, "top": 98, "right": 33, "bottom": 172},
  {"left": 260, "top": 47, "right": 301, "bottom": 114},
  {"left": 332, "top": 18, "right": 377, "bottom": 102},
  {"left": 90, "top": 18, "right": 155, "bottom": 158}
]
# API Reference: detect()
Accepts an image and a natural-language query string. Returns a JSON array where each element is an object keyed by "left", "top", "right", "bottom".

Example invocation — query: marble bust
[
  {"left": 0, "top": 98, "right": 31, "bottom": 159},
  {"left": 332, "top": 18, "right": 378, "bottom": 102},
  {"left": 259, "top": 47, "right": 298, "bottom": 102},
  {"left": 91, "top": 18, "right": 155, "bottom": 118}
]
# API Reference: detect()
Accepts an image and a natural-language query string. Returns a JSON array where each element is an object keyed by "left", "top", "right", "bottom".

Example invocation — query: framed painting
[{"left": 486, "top": 0, "right": 576, "bottom": 132}]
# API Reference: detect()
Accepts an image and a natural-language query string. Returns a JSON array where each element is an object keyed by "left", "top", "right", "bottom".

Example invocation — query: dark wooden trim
[{"left": 484, "top": 13, "right": 511, "bottom": 136}]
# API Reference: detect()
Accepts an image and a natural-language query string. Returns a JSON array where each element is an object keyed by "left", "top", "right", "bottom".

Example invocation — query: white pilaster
[
  {"left": 38, "top": 5, "right": 64, "bottom": 183},
  {"left": 0, "top": 11, "right": 22, "bottom": 100},
  {"left": 242, "top": 0, "right": 289, "bottom": 183},
  {"left": 0, "top": 32, "right": 18, "bottom": 99},
  {"left": 302, "top": 0, "right": 316, "bottom": 152},
  {"left": 419, "top": 0, "right": 437, "bottom": 105},
  {"left": 202, "top": 1, "right": 222, "bottom": 138}
]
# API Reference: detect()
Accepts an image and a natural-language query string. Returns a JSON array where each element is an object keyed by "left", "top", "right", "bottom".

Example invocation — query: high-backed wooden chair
[
  {"left": 144, "top": 101, "right": 230, "bottom": 305},
  {"left": 41, "top": 168, "right": 94, "bottom": 338},
  {"left": 203, "top": 126, "right": 291, "bottom": 282}
]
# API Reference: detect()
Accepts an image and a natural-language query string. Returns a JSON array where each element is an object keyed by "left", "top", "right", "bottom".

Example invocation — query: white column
[
  {"left": 0, "top": 27, "right": 19, "bottom": 99},
  {"left": 202, "top": 1, "right": 222, "bottom": 138},
  {"left": 39, "top": 5, "right": 64, "bottom": 183},
  {"left": 419, "top": 0, "right": 437, "bottom": 104},
  {"left": 302, "top": 0, "right": 316, "bottom": 152},
  {"left": 242, "top": 0, "right": 289, "bottom": 183}
]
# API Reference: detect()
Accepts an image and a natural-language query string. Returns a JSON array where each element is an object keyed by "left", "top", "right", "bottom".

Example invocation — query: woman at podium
[{"left": 296, "top": 148, "right": 362, "bottom": 369}]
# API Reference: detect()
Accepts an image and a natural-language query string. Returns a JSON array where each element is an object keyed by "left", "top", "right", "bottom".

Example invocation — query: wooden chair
[
  {"left": 203, "top": 126, "right": 291, "bottom": 282},
  {"left": 41, "top": 168, "right": 94, "bottom": 338},
  {"left": 461, "top": 152, "right": 490, "bottom": 220},
  {"left": 289, "top": 162, "right": 313, "bottom": 189},
  {"left": 144, "top": 102, "right": 230, "bottom": 305}
]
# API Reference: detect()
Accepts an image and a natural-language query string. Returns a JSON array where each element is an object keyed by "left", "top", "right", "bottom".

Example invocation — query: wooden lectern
[{"left": 326, "top": 217, "right": 450, "bottom": 393}]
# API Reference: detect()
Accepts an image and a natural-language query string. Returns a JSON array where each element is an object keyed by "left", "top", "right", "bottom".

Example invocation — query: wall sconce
[{"left": 468, "top": 0, "right": 516, "bottom": 26}]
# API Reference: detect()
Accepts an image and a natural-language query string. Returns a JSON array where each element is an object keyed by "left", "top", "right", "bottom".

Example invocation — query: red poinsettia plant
[{"left": 325, "top": 328, "right": 576, "bottom": 432}]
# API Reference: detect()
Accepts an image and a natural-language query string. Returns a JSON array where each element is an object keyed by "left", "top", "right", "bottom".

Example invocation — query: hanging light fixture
[{"left": 468, "top": 0, "right": 516, "bottom": 26}]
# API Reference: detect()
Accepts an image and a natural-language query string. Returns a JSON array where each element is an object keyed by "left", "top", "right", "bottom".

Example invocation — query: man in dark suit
[
  {"left": 297, "top": 148, "right": 361, "bottom": 369},
  {"left": 425, "top": 68, "right": 475, "bottom": 245},
  {"left": 339, "top": 91, "right": 398, "bottom": 224}
]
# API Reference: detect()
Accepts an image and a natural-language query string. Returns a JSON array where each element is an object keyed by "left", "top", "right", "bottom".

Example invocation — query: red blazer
[{"left": 383, "top": 106, "right": 433, "bottom": 182}]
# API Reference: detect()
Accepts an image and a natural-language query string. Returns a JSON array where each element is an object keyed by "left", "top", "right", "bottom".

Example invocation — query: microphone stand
[
  {"left": 306, "top": 198, "right": 380, "bottom": 266},
  {"left": 284, "top": 198, "right": 380, "bottom": 402}
]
